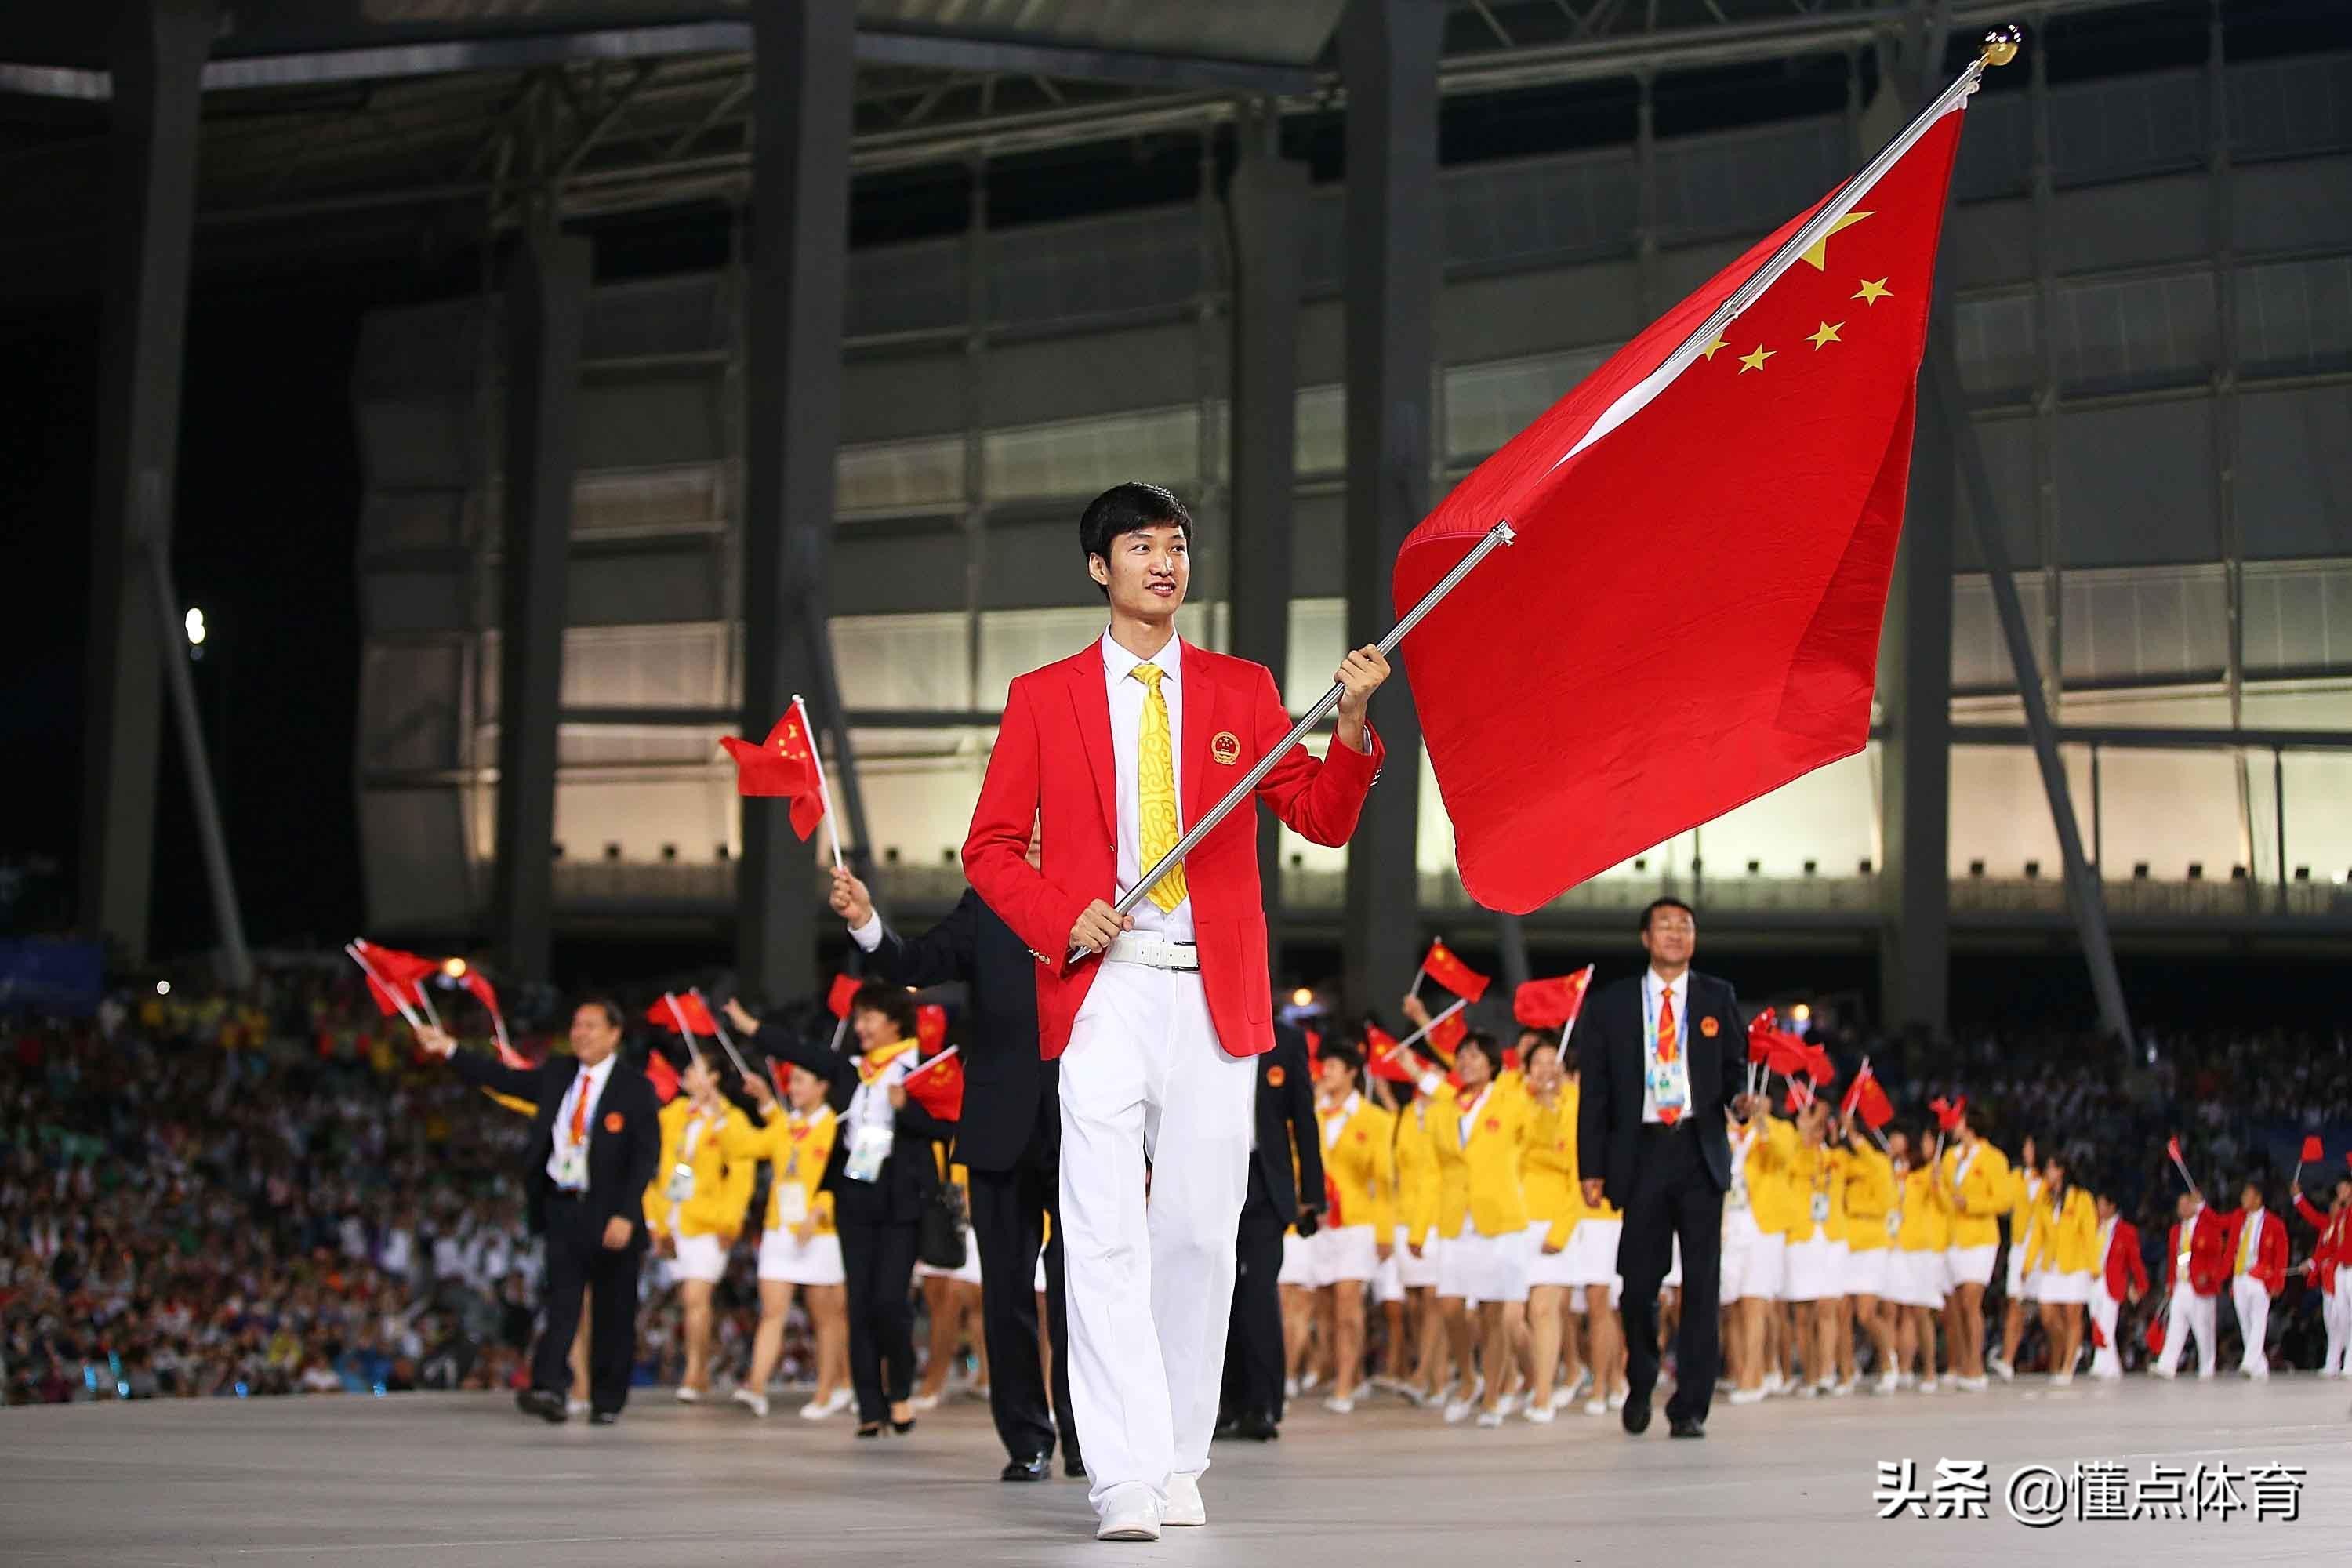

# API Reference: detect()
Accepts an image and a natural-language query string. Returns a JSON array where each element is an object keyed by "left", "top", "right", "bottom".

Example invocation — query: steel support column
[
  {"left": 79, "top": 0, "right": 216, "bottom": 967},
  {"left": 1225, "top": 100, "right": 1308, "bottom": 985},
  {"left": 739, "top": 0, "right": 855, "bottom": 1003},
  {"left": 1338, "top": 0, "right": 1443, "bottom": 1012},
  {"left": 491, "top": 230, "right": 590, "bottom": 983}
]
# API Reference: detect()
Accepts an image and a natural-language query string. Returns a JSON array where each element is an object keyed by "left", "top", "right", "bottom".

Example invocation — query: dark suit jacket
[
  {"left": 448, "top": 1051, "right": 661, "bottom": 1244},
  {"left": 1573, "top": 971, "right": 1747, "bottom": 1209},
  {"left": 1247, "top": 1024, "right": 1324, "bottom": 1225},
  {"left": 858, "top": 888, "right": 1054, "bottom": 1174},
  {"left": 759, "top": 1025, "right": 948, "bottom": 1229}
]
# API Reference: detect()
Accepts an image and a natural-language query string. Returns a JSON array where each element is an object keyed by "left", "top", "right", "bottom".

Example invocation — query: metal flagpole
[
  {"left": 691, "top": 987, "right": 754, "bottom": 1080},
  {"left": 792, "top": 693, "right": 845, "bottom": 872},
  {"left": 663, "top": 993, "right": 705, "bottom": 1068},
  {"left": 1070, "top": 517, "right": 1518, "bottom": 962}
]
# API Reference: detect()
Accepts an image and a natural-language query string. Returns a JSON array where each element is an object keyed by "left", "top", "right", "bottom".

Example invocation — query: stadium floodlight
[{"left": 183, "top": 607, "right": 206, "bottom": 646}]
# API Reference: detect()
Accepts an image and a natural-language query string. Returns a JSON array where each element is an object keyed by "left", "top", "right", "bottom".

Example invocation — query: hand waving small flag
[
  {"left": 1420, "top": 939, "right": 1491, "bottom": 1003},
  {"left": 721, "top": 706, "right": 827, "bottom": 842}
]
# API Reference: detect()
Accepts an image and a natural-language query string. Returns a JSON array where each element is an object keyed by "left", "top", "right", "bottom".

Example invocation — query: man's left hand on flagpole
[
  {"left": 1333, "top": 644, "right": 1390, "bottom": 753},
  {"left": 416, "top": 1024, "right": 456, "bottom": 1059},
  {"left": 829, "top": 867, "right": 874, "bottom": 927}
]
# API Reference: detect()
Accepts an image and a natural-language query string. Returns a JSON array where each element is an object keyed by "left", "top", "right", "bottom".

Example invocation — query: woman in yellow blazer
[
  {"left": 1519, "top": 1033, "right": 1582, "bottom": 1423},
  {"left": 1428, "top": 1033, "right": 1534, "bottom": 1427},
  {"left": 1937, "top": 1105, "right": 2012, "bottom": 1389},
  {"left": 734, "top": 1062, "right": 850, "bottom": 1419},
  {"left": 2022, "top": 1150, "right": 2098, "bottom": 1385},
  {"left": 643, "top": 1056, "right": 757, "bottom": 1402},
  {"left": 1889, "top": 1129, "right": 1952, "bottom": 1390},
  {"left": 1835, "top": 1123, "right": 1900, "bottom": 1392},
  {"left": 1993, "top": 1135, "right": 2042, "bottom": 1383},
  {"left": 1376, "top": 1078, "right": 1441, "bottom": 1399}
]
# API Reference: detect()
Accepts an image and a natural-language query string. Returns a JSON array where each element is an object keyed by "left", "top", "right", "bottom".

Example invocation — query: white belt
[{"left": 1104, "top": 931, "right": 1200, "bottom": 971}]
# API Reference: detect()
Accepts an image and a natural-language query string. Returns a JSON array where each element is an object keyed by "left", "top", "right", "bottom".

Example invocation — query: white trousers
[
  {"left": 2230, "top": 1277, "right": 2270, "bottom": 1374},
  {"left": 2089, "top": 1291, "right": 2122, "bottom": 1378},
  {"left": 2325, "top": 1276, "right": 2352, "bottom": 1375},
  {"left": 1058, "top": 960, "right": 1254, "bottom": 1520},
  {"left": 2156, "top": 1290, "right": 2216, "bottom": 1376}
]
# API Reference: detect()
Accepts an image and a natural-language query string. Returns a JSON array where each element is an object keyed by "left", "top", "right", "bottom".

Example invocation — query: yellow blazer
[
  {"left": 1839, "top": 1142, "right": 1900, "bottom": 1252},
  {"left": 644, "top": 1098, "right": 757, "bottom": 1240},
  {"left": 1431, "top": 1082, "right": 1531, "bottom": 1239},
  {"left": 2024, "top": 1184, "right": 2098, "bottom": 1276},
  {"left": 1393, "top": 1103, "right": 1439, "bottom": 1245},
  {"left": 1318, "top": 1096, "right": 1398, "bottom": 1234},
  {"left": 735, "top": 1105, "right": 837, "bottom": 1236},
  {"left": 1780, "top": 1137, "right": 1841, "bottom": 1244},
  {"left": 1744, "top": 1116, "right": 1805, "bottom": 1236},
  {"left": 2007, "top": 1168, "right": 2042, "bottom": 1247},
  {"left": 1521, "top": 1090, "right": 1577, "bottom": 1250},
  {"left": 1894, "top": 1167, "right": 1950, "bottom": 1252},
  {"left": 1941, "top": 1139, "right": 2013, "bottom": 1249}
]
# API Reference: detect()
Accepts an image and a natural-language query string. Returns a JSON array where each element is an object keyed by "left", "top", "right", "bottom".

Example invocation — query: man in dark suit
[
  {"left": 419, "top": 1000, "right": 661, "bottom": 1424},
  {"left": 1573, "top": 898, "right": 1755, "bottom": 1439},
  {"left": 1217, "top": 1019, "right": 1323, "bottom": 1441},
  {"left": 826, "top": 862, "right": 1081, "bottom": 1482}
]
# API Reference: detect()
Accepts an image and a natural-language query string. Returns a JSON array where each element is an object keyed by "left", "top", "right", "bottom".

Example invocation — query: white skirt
[
  {"left": 1563, "top": 1217, "right": 1622, "bottom": 1289},
  {"left": 1721, "top": 1211, "right": 1762, "bottom": 1303},
  {"left": 1947, "top": 1243, "right": 1998, "bottom": 1289},
  {"left": 1889, "top": 1248, "right": 1950, "bottom": 1308},
  {"left": 1279, "top": 1229, "right": 1322, "bottom": 1288},
  {"left": 1525, "top": 1222, "right": 1578, "bottom": 1288},
  {"left": 2033, "top": 1269, "right": 2092, "bottom": 1305},
  {"left": 757, "top": 1228, "right": 844, "bottom": 1287},
  {"left": 1783, "top": 1236, "right": 1842, "bottom": 1301},
  {"left": 672, "top": 1231, "right": 730, "bottom": 1283},
  {"left": 1316, "top": 1224, "right": 1381, "bottom": 1284},
  {"left": 1842, "top": 1245, "right": 1892, "bottom": 1301},
  {"left": 2005, "top": 1245, "right": 2032, "bottom": 1300},
  {"left": 1396, "top": 1231, "right": 1441, "bottom": 1290},
  {"left": 1373, "top": 1249, "right": 1405, "bottom": 1305},
  {"left": 1444, "top": 1226, "right": 1531, "bottom": 1305}
]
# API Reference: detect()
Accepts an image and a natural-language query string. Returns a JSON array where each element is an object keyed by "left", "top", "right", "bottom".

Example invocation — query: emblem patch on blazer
[
  {"left": 1700, "top": 1016, "right": 1720, "bottom": 1038},
  {"left": 1212, "top": 731, "right": 1241, "bottom": 765},
  {"left": 603, "top": 1111, "right": 625, "bottom": 1133},
  {"left": 1265, "top": 1065, "right": 1286, "bottom": 1087}
]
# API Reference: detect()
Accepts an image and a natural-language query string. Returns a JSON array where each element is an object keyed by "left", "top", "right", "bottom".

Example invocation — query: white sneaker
[
  {"left": 1606, "top": 1388, "right": 1628, "bottom": 1411},
  {"left": 1987, "top": 1354, "right": 2014, "bottom": 1384},
  {"left": 1443, "top": 1395, "right": 1477, "bottom": 1424},
  {"left": 1831, "top": 1377, "right": 1857, "bottom": 1397},
  {"left": 1582, "top": 1397, "right": 1606, "bottom": 1417},
  {"left": 674, "top": 1386, "right": 701, "bottom": 1404},
  {"left": 1475, "top": 1408, "right": 1505, "bottom": 1428},
  {"left": 565, "top": 1398, "right": 592, "bottom": 1417},
  {"left": 800, "top": 1388, "right": 852, "bottom": 1420},
  {"left": 1163, "top": 1472, "right": 1207, "bottom": 1528},
  {"left": 1550, "top": 1385, "right": 1576, "bottom": 1411},
  {"left": 731, "top": 1388, "right": 770, "bottom": 1418},
  {"left": 2049, "top": 1370, "right": 2073, "bottom": 1388},
  {"left": 911, "top": 1393, "right": 942, "bottom": 1412},
  {"left": 1096, "top": 1487, "right": 1163, "bottom": 1543},
  {"left": 1872, "top": 1370, "right": 1899, "bottom": 1395},
  {"left": 1322, "top": 1395, "right": 1355, "bottom": 1414},
  {"left": 1497, "top": 1392, "right": 1521, "bottom": 1417},
  {"left": 1762, "top": 1371, "right": 1785, "bottom": 1396},
  {"left": 1917, "top": 1377, "right": 1937, "bottom": 1393},
  {"left": 1796, "top": 1381, "right": 1819, "bottom": 1399},
  {"left": 2248, "top": 1367, "right": 2270, "bottom": 1381},
  {"left": 1955, "top": 1375, "right": 1988, "bottom": 1392},
  {"left": 1284, "top": 1376, "right": 1300, "bottom": 1399},
  {"left": 1300, "top": 1370, "right": 1321, "bottom": 1392},
  {"left": 1523, "top": 1403, "right": 1555, "bottom": 1425},
  {"left": 2196, "top": 1369, "right": 2216, "bottom": 1382},
  {"left": 2149, "top": 1366, "right": 2176, "bottom": 1381},
  {"left": 1727, "top": 1387, "right": 1766, "bottom": 1406}
]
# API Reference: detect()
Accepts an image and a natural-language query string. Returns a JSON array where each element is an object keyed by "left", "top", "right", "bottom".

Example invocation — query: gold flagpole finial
[{"left": 1980, "top": 24, "right": 2023, "bottom": 68}]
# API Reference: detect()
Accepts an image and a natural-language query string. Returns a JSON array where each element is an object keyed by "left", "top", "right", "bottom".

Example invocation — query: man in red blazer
[
  {"left": 2223, "top": 1178, "right": 2288, "bottom": 1379},
  {"left": 2088, "top": 1190, "right": 2147, "bottom": 1381},
  {"left": 964, "top": 482, "right": 1388, "bottom": 1542},
  {"left": 2153, "top": 1189, "right": 2231, "bottom": 1379},
  {"left": 2290, "top": 1170, "right": 2351, "bottom": 1377}
]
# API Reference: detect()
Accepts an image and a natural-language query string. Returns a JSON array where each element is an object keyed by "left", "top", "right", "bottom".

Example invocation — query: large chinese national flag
[{"left": 1395, "top": 100, "right": 1969, "bottom": 913}]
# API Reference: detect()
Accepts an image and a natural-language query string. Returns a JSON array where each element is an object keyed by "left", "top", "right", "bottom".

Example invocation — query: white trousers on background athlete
[
  {"left": 2088, "top": 1291, "right": 2122, "bottom": 1378},
  {"left": 2156, "top": 1290, "right": 2216, "bottom": 1376},
  {"left": 1058, "top": 959, "right": 1254, "bottom": 1522},
  {"left": 2230, "top": 1277, "right": 2270, "bottom": 1374},
  {"left": 2326, "top": 1276, "right": 2352, "bottom": 1375}
]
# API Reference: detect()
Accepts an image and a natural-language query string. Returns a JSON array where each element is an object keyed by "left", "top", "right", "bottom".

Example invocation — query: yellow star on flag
[
  {"left": 1700, "top": 335, "right": 1730, "bottom": 361},
  {"left": 1799, "top": 211, "right": 1872, "bottom": 270},
  {"left": 1806, "top": 321, "right": 1844, "bottom": 349},
  {"left": 1853, "top": 277, "right": 1892, "bottom": 305},
  {"left": 1738, "top": 344, "right": 1774, "bottom": 374}
]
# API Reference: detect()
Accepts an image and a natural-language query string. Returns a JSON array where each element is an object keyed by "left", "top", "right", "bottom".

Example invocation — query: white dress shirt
[
  {"left": 1100, "top": 627, "right": 1194, "bottom": 942},
  {"left": 546, "top": 1055, "right": 616, "bottom": 1191},
  {"left": 1639, "top": 967, "right": 1693, "bottom": 1125}
]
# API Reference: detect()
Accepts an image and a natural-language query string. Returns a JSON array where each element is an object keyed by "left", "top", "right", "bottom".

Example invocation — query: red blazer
[
  {"left": 2223, "top": 1207, "right": 2288, "bottom": 1295},
  {"left": 2292, "top": 1195, "right": 2347, "bottom": 1294},
  {"left": 2101, "top": 1220, "right": 2148, "bottom": 1303},
  {"left": 965, "top": 640, "right": 1383, "bottom": 1062},
  {"left": 2166, "top": 1208, "right": 2231, "bottom": 1298}
]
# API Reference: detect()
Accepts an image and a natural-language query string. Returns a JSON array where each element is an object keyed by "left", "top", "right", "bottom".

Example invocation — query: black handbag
[{"left": 917, "top": 1172, "right": 969, "bottom": 1270}]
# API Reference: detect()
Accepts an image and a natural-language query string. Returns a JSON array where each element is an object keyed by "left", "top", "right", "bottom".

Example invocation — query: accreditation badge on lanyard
[
  {"left": 665, "top": 1113, "right": 707, "bottom": 1203},
  {"left": 1646, "top": 983, "right": 1689, "bottom": 1120},
  {"left": 553, "top": 1081, "right": 590, "bottom": 1190}
]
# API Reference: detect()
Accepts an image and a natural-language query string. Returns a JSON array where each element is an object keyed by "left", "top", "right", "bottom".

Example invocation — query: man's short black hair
[
  {"left": 574, "top": 997, "right": 626, "bottom": 1032},
  {"left": 848, "top": 982, "right": 919, "bottom": 1044},
  {"left": 1639, "top": 897, "right": 1697, "bottom": 934},
  {"left": 1080, "top": 482, "right": 1192, "bottom": 597},
  {"left": 1319, "top": 1042, "right": 1363, "bottom": 1074}
]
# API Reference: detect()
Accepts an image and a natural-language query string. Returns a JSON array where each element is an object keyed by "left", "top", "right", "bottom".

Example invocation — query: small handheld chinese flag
[
  {"left": 916, "top": 1004, "right": 949, "bottom": 1055},
  {"left": 456, "top": 970, "right": 528, "bottom": 1070},
  {"left": 1514, "top": 966, "right": 1594, "bottom": 1031},
  {"left": 720, "top": 708, "right": 826, "bottom": 841},
  {"left": 1855, "top": 1073, "right": 1896, "bottom": 1132},
  {"left": 1747, "top": 1007, "right": 1777, "bottom": 1065},
  {"left": 1395, "top": 76, "right": 1975, "bottom": 911},
  {"left": 1421, "top": 939, "right": 1491, "bottom": 1003},
  {"left": 1365, "top": 1027, "right": 1417, "bottom": 1085},
  {"left": 903, "top": 1047, "right": 964, "bottom": 1120},
  {"left": 350, "top": 940, "right": 436, "bottom": 1018},
  {"left": 1428, "top": 1008, "right": 1468, "bottom": 1061},
  {"left": 646, "top": 994, "right": 719, "bottom": 1036},
  {"left": 826, "top": 974, "right": 862, "bottom": 1020},
  {"left": 645, "top": 1050, "right": 681, "bottom": 1105}
]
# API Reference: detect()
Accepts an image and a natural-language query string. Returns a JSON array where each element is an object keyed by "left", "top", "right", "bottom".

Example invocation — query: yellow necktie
[{"left": 1131, "top": 662, "right": 1187, "bottom": 913}]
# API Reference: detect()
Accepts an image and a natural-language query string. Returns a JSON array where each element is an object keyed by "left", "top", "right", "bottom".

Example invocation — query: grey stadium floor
[{"left": 2, "top": 1375, "right": 2343, "bottom": 1566}]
